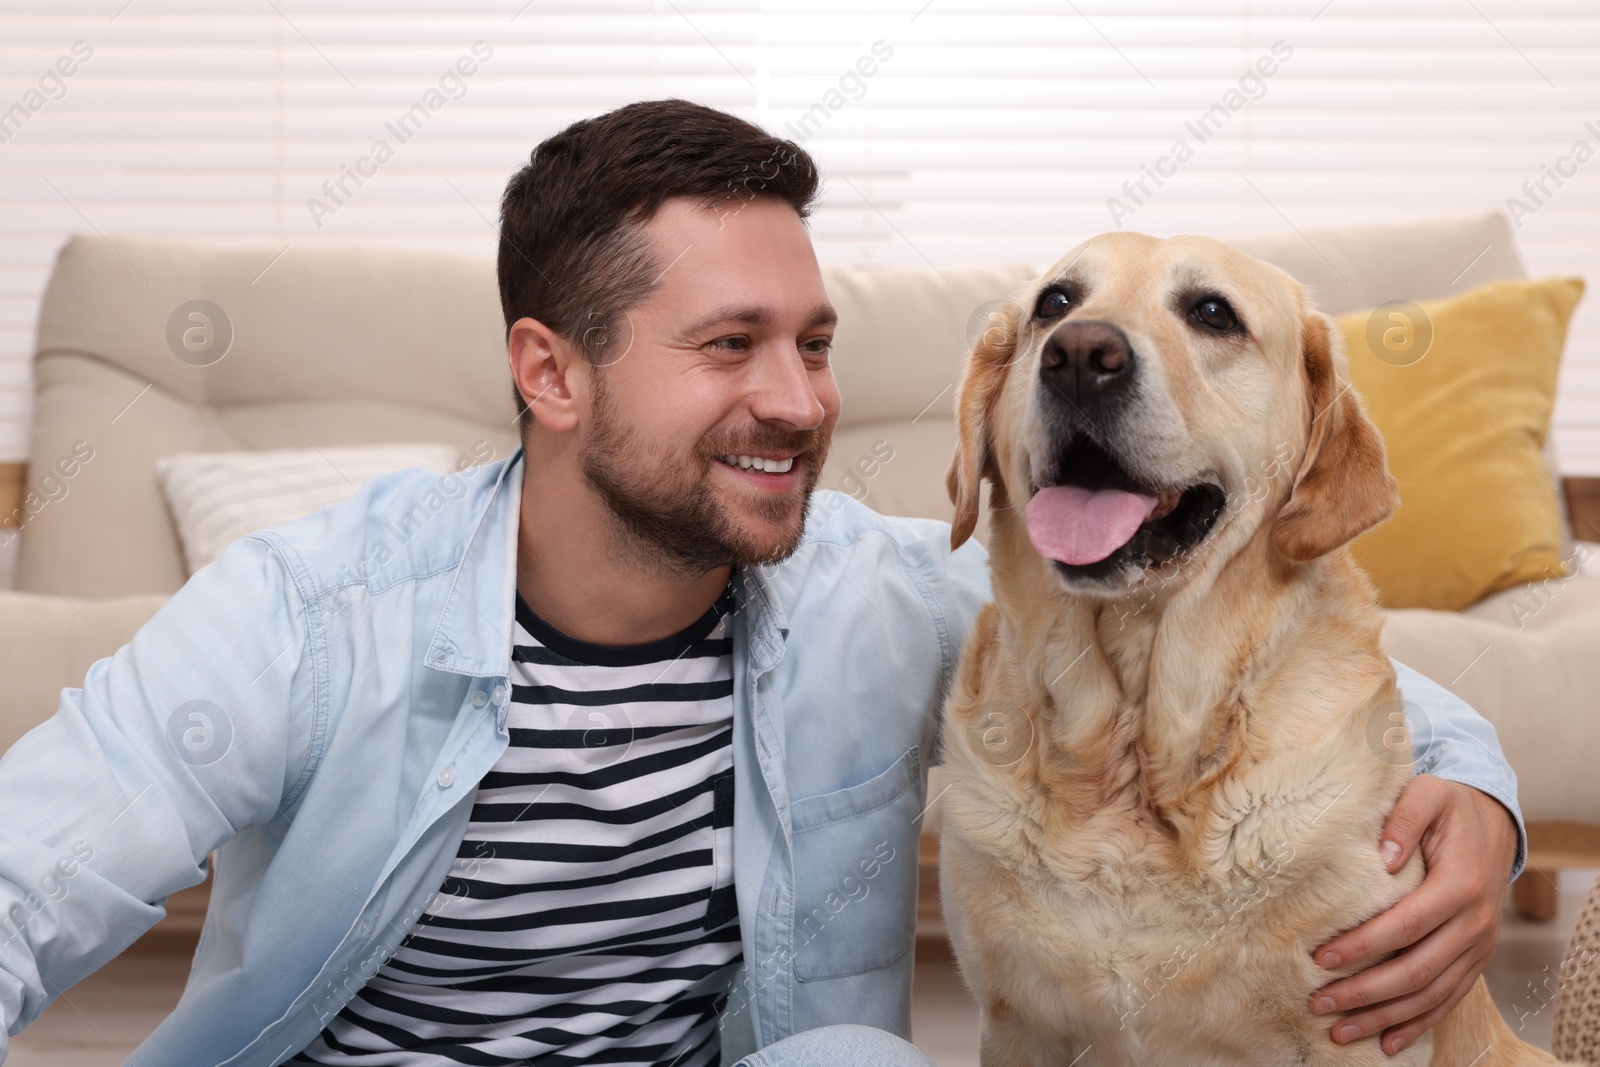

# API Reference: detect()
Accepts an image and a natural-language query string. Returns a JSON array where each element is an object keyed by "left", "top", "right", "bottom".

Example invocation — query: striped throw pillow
[{"left": 155, "top": 443, "right": 459, "bottom": 575}]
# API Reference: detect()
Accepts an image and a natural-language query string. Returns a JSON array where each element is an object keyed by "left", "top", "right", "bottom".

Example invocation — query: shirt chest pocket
[{"left": 788, "top": 744, "right": 922, "bottom": 982}]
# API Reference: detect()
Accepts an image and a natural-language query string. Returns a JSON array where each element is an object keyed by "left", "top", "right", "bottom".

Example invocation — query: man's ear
[
  {"left": 946, "top": 302, "right": 1020, "bottom": 550},
  {"left": 509, "top": 316, "right": 582, "bottom": 433},
  {"left": 1271, "top": 310, "right": 1400, "bottom": 563}
]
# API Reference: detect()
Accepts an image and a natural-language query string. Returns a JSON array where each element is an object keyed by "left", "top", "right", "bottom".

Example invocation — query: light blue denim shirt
[{"left": 0, "top": 446, "right": 1525, "bottom": 1065}]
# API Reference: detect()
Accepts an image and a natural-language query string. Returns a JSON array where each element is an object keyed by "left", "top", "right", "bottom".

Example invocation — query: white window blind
[{"left": 2, "top": 0, "right": 1597, "bottom": 471}]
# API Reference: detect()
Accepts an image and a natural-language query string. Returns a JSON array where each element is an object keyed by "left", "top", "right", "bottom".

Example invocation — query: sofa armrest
[{"left": 0, "top": 589, "right": 170, "bottom": 756}]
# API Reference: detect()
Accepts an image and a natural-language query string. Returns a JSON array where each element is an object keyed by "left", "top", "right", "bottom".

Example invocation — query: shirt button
[
  {"left": 437, "top": 766, "right": 455, "bottom": 788},
  {"left": 470, "top": 689, "right": 488, "bottom": 707},
  {"left": 491, "top": 684, "right": 507, "bottom": 705}
]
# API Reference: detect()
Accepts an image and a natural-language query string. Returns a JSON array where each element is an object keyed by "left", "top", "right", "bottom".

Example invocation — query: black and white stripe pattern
[{"left": 290, "top": 581, "right": 742, "bottom": 1067}]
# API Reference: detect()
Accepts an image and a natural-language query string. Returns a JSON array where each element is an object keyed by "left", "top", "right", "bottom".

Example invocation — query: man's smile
[{"left": 714, "top": 452, "right": 800, "bottom": 480}]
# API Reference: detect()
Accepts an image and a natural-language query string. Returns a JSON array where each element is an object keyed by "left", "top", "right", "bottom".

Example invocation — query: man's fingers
[
  {"left": 1378, "top": 774, "right": 1447, "bottom": 873},
  {"left": 1314, "top": 876, "right": 1455, "bottom": 970},
  {"left": 1311, "top": 918, "right": 1462, "bottom": 1015},
  {"left": 1378, "top": 992, "right": 1473, "bottom": 1058},
  {"left": 1324, "top": 946, "right": 1482, "bottom": 1052}
]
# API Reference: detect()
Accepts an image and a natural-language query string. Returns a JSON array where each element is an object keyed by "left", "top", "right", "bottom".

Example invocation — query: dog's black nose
[{"left": 1039, "top": 320, "right": 1135, "bottom": 406}]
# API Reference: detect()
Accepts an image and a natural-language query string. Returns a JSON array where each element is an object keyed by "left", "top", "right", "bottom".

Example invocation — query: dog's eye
[
  {"left": 1189, "top": 296, "right": 1239, "bottom": 333},
  {"left": 1034, "top": 287, "right": 1073, "bottom": 320}
]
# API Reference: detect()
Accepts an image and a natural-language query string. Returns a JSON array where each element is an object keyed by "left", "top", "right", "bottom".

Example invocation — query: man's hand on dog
[{"left": 1305, "top": 773, "right": 1518, "bottom": 1056}]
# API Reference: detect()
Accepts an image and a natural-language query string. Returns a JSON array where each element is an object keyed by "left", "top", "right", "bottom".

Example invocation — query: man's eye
[
  {"left": 708, "top": 336, "right": 750, "bottom": 351},
  {"left": 1034, "top": 287, "right": 1073, "bottom": 320},
  {"left": 802, "top": 338, "right": 832, "bottom": 357}
]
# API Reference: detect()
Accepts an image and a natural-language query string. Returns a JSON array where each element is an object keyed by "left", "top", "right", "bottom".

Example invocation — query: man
[{"left": 0, "top": 100, "right": 1525, "bottom": 1066}]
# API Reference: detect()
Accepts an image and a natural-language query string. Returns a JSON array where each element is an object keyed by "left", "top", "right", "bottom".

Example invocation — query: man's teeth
[{"left": 717, "top": 454, "right": 795, "bottom": 474}]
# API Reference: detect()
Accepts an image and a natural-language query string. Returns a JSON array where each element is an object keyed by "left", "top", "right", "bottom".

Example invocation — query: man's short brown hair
[{"left": 498, "top": 99, "right": 821, "bottom": 438}]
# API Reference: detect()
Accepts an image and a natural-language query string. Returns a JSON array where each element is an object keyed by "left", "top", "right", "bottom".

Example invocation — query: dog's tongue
[{"left": 1026, "top": 485, "right": 1158, "bottom": 566}]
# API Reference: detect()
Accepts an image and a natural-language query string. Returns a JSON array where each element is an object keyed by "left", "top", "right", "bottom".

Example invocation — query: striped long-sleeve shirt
[{"left": 289, "top": 580, "right": 742, "bottom": 1067}]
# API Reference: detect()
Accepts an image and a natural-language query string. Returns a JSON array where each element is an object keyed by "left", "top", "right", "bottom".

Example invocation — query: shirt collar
[{"left": 423, "top": 444, "right": 525, "bottom": 679}]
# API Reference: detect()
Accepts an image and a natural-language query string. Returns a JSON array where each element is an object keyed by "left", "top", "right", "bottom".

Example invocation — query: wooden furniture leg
[{"left": 1513, "top": 822, "right": 1600, "bottom": 922}]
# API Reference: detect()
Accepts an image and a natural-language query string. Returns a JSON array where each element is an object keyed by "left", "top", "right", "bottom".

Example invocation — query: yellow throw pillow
[{"left": 1337, "top": 276, "right": 1582, "bottom": 611}]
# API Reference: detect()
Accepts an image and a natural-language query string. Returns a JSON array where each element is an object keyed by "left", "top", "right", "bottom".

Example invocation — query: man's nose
[
  {"left": 751, "top": 348, "right": 826, "bottom": 429},
  {"left": 1038, "top": 320, "right": 1136, "bottom": 407}
]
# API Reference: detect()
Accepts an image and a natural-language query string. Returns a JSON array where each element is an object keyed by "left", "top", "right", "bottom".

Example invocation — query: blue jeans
[{"left": 731, "top": 1024, "right": 936, "bottom": 1067}]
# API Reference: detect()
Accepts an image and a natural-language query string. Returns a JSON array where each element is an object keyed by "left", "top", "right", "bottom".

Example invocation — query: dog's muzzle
[{"left": 1026, "top": 431, "right": 1227, "bottom": 584}]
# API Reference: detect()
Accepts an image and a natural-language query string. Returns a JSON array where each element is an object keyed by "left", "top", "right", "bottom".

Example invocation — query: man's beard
[{"left": 579, "top": 370, "right": 829, "bottom": 578}]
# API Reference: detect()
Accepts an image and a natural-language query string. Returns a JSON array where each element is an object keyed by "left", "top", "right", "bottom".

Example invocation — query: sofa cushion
[
  {"left": 1380, "top": 579, "right": 1600, "bottom": 824},
  {"left": 1459, "top": 555, "right": 1600, "bottom": 631},
  {"left": 822, "top": 263, "right": 1037, "bottom": 432},
  {"left": 156, "top": 442, "right": 461, "bottom": 575},
  {"left": 1223, "top": 209, "right": 1528, "bottom": 318},
  {"left": 1339, "top": 276, "right": 1582, "bottom": 611}
]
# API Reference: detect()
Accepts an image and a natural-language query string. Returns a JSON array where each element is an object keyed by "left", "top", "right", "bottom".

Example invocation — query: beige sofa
[{"left": 2, "top": 211, "right": 1597, "bottom": 949}]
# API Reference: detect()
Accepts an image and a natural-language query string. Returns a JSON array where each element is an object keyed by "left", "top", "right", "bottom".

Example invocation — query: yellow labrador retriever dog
[{"left": 936, "top": 232, "right": 1574, "bottom": 1066}]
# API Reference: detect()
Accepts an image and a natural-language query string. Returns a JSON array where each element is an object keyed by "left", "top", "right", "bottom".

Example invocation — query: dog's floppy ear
[
  {"left": 1271, "top": 310, "right": 1400, "bottom": 563},
  {"left": 946, "top": 301, "right": 1020, "bottom": 550}
]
